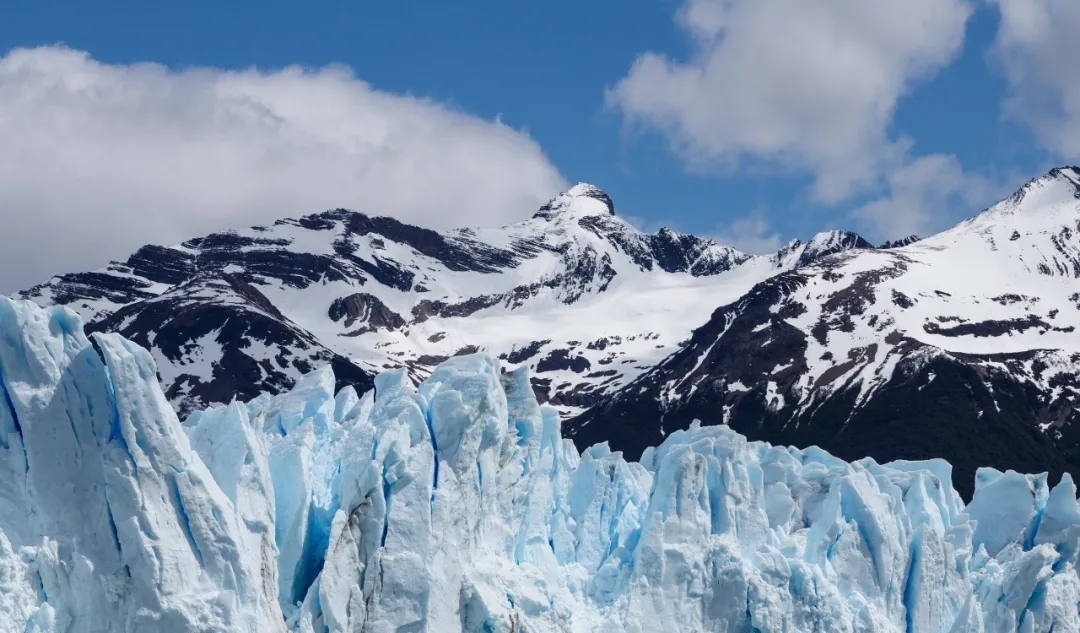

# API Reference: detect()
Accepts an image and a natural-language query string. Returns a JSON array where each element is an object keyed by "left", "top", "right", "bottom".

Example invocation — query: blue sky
[{"left": 1, "top": 0, "right": 1078, "bottom": 291}]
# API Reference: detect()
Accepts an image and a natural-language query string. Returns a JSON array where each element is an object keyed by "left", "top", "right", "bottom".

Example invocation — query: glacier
[{"left": 1, "top": 296, "right": 1079, "bottom": 632}]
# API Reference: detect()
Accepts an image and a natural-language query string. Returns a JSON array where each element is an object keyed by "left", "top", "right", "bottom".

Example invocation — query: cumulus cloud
[
  {"left": 989, "top": 0, "right": 1080, "bottom": 157},
  {"left": 851, "top": 154, "right": 993, "bottom": 239},
  {"left": 607, "top": 0, "right": 973, "bottom": 202},
  {"left": 0, "top": 46, "right": 566, "bottom": 293}
]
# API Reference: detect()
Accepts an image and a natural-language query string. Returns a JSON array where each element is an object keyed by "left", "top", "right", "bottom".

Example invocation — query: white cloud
[
  {"left": 0, "top": 46, "right": 567, "bottom": 293},
  {"left": 712, "top": 213, "right": 783, "bottom": 254},
  {"left": 607, "top": 0, "right": 973, "bottom": 203},
  {"left": 989, "top": 0, "right": 1080, "bottom": 157},
  {"left": 852, "top": 153, "right": 993, "bottom": 239}
]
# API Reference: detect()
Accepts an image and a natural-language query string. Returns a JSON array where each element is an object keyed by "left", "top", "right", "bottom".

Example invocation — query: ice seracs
[
  {"left": 1, "top": 296, "right": 1079, "bottom": 632},
  {"left": 0, "top": 297, "right": 285, "bottom": 632}
]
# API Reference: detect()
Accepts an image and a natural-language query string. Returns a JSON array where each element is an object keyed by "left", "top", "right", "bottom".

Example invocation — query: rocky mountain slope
[
  {"left": 18, "top": 183, "right": 861, "bottom": 419},
  {"left": 570, "top": 167, "right": 1080, "bottom": 499},
  {"left": 16, "top": 169, "right": 1080, "bottom": 495}
]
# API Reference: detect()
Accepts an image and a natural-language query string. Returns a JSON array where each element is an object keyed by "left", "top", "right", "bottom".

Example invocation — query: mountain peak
[
  {"left": 1003, "top": 165, "right": 1080, "bottom": 208},
  {"left": 805, "top": 229, "right": 872, "bottom": 251},
  {"left": 1048, "top": 165, "right": 1080, "bottom": 181},
  {"left": 773, "top": 229, "right": 873, "bottom": 269},
  {"left": 952, "top": 165, "right": 1080, "bottom": 235},
  {"left": 533, "top": 183, "right": 616, "bottom": 220}
]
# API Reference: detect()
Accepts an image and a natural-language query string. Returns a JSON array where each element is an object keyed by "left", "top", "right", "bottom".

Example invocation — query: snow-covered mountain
[
  {"left": 2, "top": 296, "right": 1079, "bottom": 632},
  {"left": 17, "top": 169, "right": 1080, "bottom": 498},
  {"left": 571, "top": 167, "right": 1080, "bottom": 500},
  {"left": 17, "top": 183, "right": 862, "bottom": 421}
]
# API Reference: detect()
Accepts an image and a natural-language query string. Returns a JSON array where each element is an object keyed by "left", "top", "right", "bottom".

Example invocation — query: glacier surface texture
[{"left": 1, "top": 296, "right": 1080, "bottom": 632}]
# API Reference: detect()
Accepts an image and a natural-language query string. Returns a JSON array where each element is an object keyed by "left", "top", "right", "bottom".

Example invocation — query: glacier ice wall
[{"left": 1, "top": 296, "right": 1079, "bottom": 633}]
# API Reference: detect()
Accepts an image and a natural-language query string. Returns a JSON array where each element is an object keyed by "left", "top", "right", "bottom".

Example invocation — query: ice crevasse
[{"left": 1, "top": 297, "right": 1079, "bottom": 632}]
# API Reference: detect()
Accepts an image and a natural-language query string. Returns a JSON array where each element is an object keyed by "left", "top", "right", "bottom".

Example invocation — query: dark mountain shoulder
[
  {"left": 569, "top": 345, "right": 1078, "bottom": 503},
  {"left": 90, "top": 273, "right": 373, "bottom": 418},
  {"left": 567, "top": 265, "right": 1080, "bottom": 501}
]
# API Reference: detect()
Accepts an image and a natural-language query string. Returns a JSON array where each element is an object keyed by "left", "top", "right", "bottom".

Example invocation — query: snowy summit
[{"left": 532, "top": 183, "right": 617, "bottom": 220}]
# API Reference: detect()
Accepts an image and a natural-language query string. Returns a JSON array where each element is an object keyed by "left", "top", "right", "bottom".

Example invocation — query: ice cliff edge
[{"left": 1, "top": 296, "right": 1079, "bottom": 632}]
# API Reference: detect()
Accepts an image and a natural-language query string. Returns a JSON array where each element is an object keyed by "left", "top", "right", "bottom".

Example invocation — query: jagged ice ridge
[{"left": 1, "top": 296, "right": 1079, "bottom": 632}]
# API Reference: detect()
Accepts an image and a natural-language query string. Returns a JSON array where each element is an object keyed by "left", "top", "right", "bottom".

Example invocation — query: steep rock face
[
  {"left": 20, "top": 184, "right": 859, "bottom": 419},
  {"left": 87, "top": 273, "right": 374, "bottom": 418},
  {"left": 2, "top": 296, "right": 1080, "bottom": 632},
  {"left": 569, "top": 168, "right": 1080, "bottom": 500},
  {"left": 879, "top": 235, "right": 921, "bottom": 249},
  {"left": 328, "top": 293, "right": 406, "bottom": 333}
]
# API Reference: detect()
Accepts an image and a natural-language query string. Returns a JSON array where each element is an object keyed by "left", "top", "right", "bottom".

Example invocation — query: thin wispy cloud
[
  {"left": 989, "top": 0, "right": 1080, "bottom": 158},
  {"left": 712, "top": 213, "right": 783, "bottom": 255},
  {"left": 852, "top": 153, "right": 994, "bottom": 239}
]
